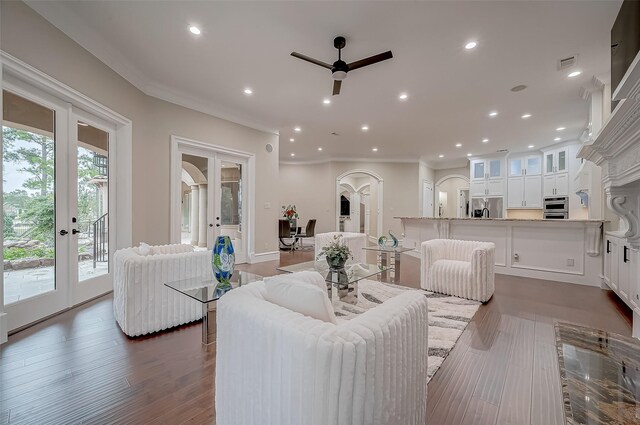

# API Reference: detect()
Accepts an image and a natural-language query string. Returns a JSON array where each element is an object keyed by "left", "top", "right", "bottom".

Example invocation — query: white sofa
[
  {"left": 215, "top": 278, "right": 429, "bottom": 425},
  {"left": 315, "top": 231, "right": 367, "bottom": 263},
  {"left": 113, "top": 244, "right": 210, "bottom": 337},
  {"left": 420, "top": 239, "right": 495, "bottom": 302}
]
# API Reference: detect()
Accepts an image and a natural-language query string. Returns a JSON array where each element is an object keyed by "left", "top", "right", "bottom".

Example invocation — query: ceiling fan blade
[
  {"left": 291, "top": 52, "right": 333, "bottom": 69},
  {"left": 347, "top": 51, "right": 393, "bottom": 71},
  {"left": 332, "top": 80, "right": 342, "bottom": 96}
]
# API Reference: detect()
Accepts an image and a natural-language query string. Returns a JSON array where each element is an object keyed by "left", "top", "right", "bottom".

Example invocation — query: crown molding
[
  {"left": 280, "top": 157, "right": 419, "bottom": 166},
  {"left": 25, "top": 0, "right": 279, "bottom": 136}
]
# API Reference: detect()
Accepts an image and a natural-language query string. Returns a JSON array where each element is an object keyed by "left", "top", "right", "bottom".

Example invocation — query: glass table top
[
  {"left": 363, "top": 245, "right": 415, "bottom": 253},
  {"left": 277, "top": 260, "right": 391, "bottom": 285},
  {"left": 164, "top": 270, "right": 264, "bottom": 303}
]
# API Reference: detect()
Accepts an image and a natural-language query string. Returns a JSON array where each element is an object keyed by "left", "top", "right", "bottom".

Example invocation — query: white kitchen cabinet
[
  {"left": 508, "top": 155, "right": 542, "bottom": 177},
  {"left": 470, "top": 156, "right": 505, "bottom": 196},
  {"left": 604, "top": 234, "right": 640, "bottom": 313},
  {"left": 471, "top": 158, "right": 503, "bottom": 181},
  {"left": 470, "top": 181, "right": 487, "bottom": 197},
  {"left": 507, "top": 175, "right": 542, "bottom": 208},
  {"left": 544, "top": 147, "right": 569, "bottom": 175},
  {"left": 543, "top": 173, "right": 569, "bottom": 197},
  {"left": 604, "top": 236, "right": 620, "bottom": 291},
  {"left": 524, "top": 175, "right": 542, "bottom": 208}
]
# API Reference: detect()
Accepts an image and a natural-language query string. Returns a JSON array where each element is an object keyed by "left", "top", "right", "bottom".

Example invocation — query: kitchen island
[{"left": 396, "top": 217, "right": 605, "bottom": 287}]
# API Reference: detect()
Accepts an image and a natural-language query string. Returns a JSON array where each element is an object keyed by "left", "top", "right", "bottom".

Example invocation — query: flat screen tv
[{"left": 611, "top": 0, "right": 640, "bottom": 110}]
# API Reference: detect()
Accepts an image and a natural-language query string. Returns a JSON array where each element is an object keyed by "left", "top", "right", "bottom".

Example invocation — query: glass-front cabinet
[
  {"left": 508, "top": 155, "right": 541, "bottom": 177},
  {"left": 471, "top": 158, "right": 503, "bottom": 181},
  {"left": 544, "top": 147, "right": 569, "bottom": 175}
]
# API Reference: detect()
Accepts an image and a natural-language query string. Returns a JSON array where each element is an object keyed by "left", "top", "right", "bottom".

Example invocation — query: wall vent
[
  {"left": 557, "top": 55, "right": 578, "bottom": 71},
  {"left": 496, "top": 149, "right": 509, "bottom": 153}
]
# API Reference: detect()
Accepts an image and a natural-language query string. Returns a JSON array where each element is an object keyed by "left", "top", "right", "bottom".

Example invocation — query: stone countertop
[{"left": 395, "top": 217, "right": 606, "bottom": 223}]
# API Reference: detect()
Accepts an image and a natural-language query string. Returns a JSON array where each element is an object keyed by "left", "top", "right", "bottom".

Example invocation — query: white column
[
  {"left": 198, "top": 184, "right": 208, "bottom": 247},
  {"left": 190, "top": 186, "right": 199, "bottom": 246}
]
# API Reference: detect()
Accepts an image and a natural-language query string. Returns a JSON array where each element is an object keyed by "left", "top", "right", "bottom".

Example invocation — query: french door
[
  {"left": 175, "top": 142, "right": 249, "bottom": 264},
  {"left": 2, "top": 81, "right": 116, "bottom": 331}
]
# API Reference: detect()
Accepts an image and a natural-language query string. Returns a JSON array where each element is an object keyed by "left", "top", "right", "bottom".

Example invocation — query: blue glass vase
[{"left": 212, "top": 236, "right": 235, "bottom": 287}]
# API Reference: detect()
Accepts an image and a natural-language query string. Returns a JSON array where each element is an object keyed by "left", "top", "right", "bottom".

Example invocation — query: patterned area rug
[{"left": 332, "top": 279, "right": 481, "bottom": 382}]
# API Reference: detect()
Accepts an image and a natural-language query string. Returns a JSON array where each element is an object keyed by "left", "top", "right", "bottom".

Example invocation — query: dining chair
[
  {"left": 296, "top": 219, "right": 316, "bottom": 251},
  {"left": 279, "top": 219, "right": 297, "bottom": 252}
]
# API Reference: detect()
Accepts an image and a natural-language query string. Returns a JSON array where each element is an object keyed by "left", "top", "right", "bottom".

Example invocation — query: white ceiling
[{"left": 28, "top": 1, "right": 621, "bottom": 166}]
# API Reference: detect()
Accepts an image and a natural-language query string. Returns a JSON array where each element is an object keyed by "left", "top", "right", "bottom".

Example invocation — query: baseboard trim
[
  {"left": 0, "top": 313, "right": 8, "bottom": 345},
  {"left": 249, "top": 251, "right": 280, "bottom": 264}
]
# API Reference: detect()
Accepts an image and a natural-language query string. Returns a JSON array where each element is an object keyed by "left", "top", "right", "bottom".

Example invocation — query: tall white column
[
  {"left": 198, "top": 184, "right": 208, "bottom": 247},
  {"left": 190, "top": 186, "right": 199, "bottom": 246}
]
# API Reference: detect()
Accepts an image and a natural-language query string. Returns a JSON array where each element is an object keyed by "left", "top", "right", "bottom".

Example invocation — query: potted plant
[{"left": 317, "top": 234, "right": 352, "bottom": 270}]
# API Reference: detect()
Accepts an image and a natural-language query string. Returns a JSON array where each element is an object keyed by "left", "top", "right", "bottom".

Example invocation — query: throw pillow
[{"left": 264, "top": 273, "right": 336, "bottom": 324}]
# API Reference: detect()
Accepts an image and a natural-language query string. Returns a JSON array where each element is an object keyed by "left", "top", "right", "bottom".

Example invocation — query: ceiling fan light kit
[{"left": 291, "top": 36, "right": 393, "bottom": 95}]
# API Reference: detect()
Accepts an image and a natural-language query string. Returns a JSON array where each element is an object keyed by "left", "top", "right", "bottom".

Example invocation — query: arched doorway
[{"left": 336, "top": 169, "right": 383, "bottom": 238}]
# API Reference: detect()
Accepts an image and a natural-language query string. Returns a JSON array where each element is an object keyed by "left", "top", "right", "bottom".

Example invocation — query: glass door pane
[
  {"left": 527, "top": 157, "right": 541, "bottom": 175},
  {"left": 220, "top": 160, "right": 243, "bottom": 260},
  {"left": 76, "top": 121, "right": 109, "bottom": 282},
  {"left": 489, "top": 159, "right": 501, "bottom": 178},
  {"left": 180, "top": 153, "right": 210, "bottom": 249},
  {"left": 473, "top": 161, "right": 485, "bottom": 179},
  {"left": 2, "top": 91, "right": 56, "bottom": 304},
  {"left": 546, "top": 153, "right": 554, "bottom": 173},
  {"left": 509, "top": 159, "right": 522, "bottom": 177},
  {"left": 558, "top": 150, "right": 567, "bottom": 172}
]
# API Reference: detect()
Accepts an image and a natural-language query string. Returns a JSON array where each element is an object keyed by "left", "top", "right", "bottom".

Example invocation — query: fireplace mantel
[{"left": 578, "top": 51, "right": 640, "bottom": 249}]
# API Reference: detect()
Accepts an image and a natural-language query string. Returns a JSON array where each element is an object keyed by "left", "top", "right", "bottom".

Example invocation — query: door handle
[
  {"left": 216, "top": 224, "right": 221, "bottom": 227},
  {"left": 59, "top": 229, "right": 68, "bottom": 236},
  {"left": 72, "top": 229, "right": 81, "bottom": 235},
  {"left": 216, "top": 217, "right": 220, "bottom": 221},
  {"left": 624, "top": 246, "right": 629, "bottom": 263},
  {"left": 209, "top": 224, "right": 214, "bottom": 228},
  {"left": 606, "top": 240, "right": 611, "bottom": 254}
]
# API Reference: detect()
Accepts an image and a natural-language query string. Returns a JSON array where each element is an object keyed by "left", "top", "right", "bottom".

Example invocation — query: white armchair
[
  {"left": 113, "top": 244, "right": 210, "bottom": 336},
  {"left": 421, "top": 239, "right": 495, "bottom": 302},
  {"left": 215, "top": 279, "right": 429, "bottom": 425},
  {"left": 315, "top": 231, "right": 367, "bottom": 263}
]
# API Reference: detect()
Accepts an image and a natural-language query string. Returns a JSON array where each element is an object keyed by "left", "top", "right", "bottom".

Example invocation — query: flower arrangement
[
  {"left": 317, "top": 234, "right": 353, "bottom": 270},
  {"left": 282, "top": 204, "right": 299, "bottom": 222}
]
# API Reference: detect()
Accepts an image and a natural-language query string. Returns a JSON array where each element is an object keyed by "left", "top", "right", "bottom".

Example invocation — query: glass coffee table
[
  {"left": 277, "top": 260, "right": 391, "bottom": 305},
  {"left": 165, "top": 270, "right": 264, "bottom": 346},
  {"left": 363, "top": 246, "right": 415, "bottom": 283}
]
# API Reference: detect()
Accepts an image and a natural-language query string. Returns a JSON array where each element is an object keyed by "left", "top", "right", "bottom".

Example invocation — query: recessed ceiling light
[
  {"left": 489, "top": 111, "right": 498, "bottom": 117},
  {"left": 554, "top": 137, "right": 561, "bottom": 141},
  {"left": 290, "top": 153, "right": 295, "bottom": 157},
  {"left": 189, "top": 26, "right": 201, "bottom": 35},
  {"left": 243, "top": 88, "right": 253, "bottom": 95},
  {"left": 568, "top": 71, "right": 582, "bottom": 78},
  {"left": 556, "top": 127, "right": 565, "bottom": 131},
  {"left": 294, "top": 127, "right": 301, "bottom": 132},
  {"left": 399, "top": 93, "right": 408, "bottom": 100},
  {"left": 465, "top": 41, "right": 477, "bottom": 50},
  {"left": 467, "top": 153, "right": 473, "bottom": 157},
  {"left": 482, "top": 138, "right": 489, "bottom": 143},
  {"left": 438, "top": 154, "right": 444, "bottom": 158},
  {"left": 372, "top": 147, "right": 378, "bottom": 152},
  {"left": 361, "top": 125, "right": 369, "bottom": 131},
  {"left": 318, "top": 147, "right": 323, "bottom": 151},
  {"left": 521, "top": 113, "right": 532, "bottom": 119},
  {"left": 78, "top": 122, "right": 89, "bottom": 127},
  {"left": 323, "top": 98, "right": 331, "bottom": 105},
  {"left": 289, "top": 138, "right": 295, "bottom": 142},
  {"left": 455, "top": 143, "right": 462, "bottom": 148},
  {"left": 510, "top": 84, "right": 528, "bottom": 92},
  {"left": 528, "top": 145, "right": 535, "bottom": 149}
]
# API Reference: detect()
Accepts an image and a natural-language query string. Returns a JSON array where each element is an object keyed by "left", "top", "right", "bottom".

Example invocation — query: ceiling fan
[{"left": 291, "top": 36, "right": 393, "bottom": 95}]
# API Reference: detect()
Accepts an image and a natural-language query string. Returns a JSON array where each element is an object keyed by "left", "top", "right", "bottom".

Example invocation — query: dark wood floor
[{"left": 0, "top": 249, "right": 632, "bottom": 424}]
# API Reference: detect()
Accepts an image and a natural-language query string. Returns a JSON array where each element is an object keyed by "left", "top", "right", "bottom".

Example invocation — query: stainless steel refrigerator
[{"left": 471, "top": 197, "right": 504, "bottom": 219}]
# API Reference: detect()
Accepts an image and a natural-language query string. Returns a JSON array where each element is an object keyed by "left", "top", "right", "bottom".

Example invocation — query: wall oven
[{"left": 543, "top": 196, "right": 569, "bottom": 219}]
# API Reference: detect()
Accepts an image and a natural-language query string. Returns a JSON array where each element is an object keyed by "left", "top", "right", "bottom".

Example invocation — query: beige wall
[
  {"left": 435, "top": 166, "right": 470, "bottom": 184},
  {"left": 280, "top": 161, "right": 420, "bottom": 237},
  {"left": 1, "top": 1, "right": 280, "bottom": 254}
]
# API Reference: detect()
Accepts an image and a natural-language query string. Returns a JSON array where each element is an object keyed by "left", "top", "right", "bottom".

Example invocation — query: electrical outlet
[{"left": 567, "top": 258, "right": 574, "bottom": 267}]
